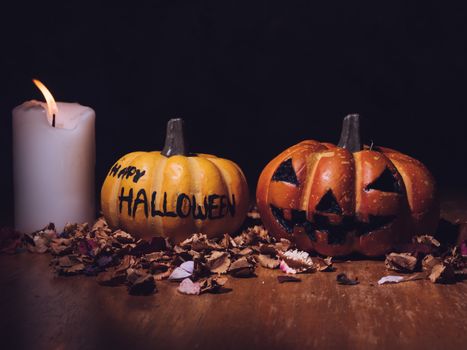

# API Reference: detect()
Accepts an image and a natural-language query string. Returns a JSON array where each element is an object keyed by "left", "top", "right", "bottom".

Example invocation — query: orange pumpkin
[
  {"left": 256, "top": 114, "right": 439, "bottom": 257},
  {"left": 101, "top": 118, "right": 249, "bottom": 243}
]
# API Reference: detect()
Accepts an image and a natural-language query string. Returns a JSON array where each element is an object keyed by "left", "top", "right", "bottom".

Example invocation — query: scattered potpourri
[
  {"left": 380, "top": 233, "right": 467, "bottom": 284},
  {"left": 1, "top": 210, "right": 466, "bottom": 296}
]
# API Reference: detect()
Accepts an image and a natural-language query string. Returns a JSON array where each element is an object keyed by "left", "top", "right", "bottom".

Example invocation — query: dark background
[{"left": 1, "top": 1, "right": 467, "bottom": 227}]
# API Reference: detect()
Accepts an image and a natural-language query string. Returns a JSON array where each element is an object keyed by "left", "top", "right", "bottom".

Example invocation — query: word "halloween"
[{"left": 118, "top": 187, "right": 236, "bottom": 220}]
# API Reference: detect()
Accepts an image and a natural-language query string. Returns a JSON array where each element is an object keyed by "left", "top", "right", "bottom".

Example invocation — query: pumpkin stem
[
  {"left": 162, "top": 118, "right": 187, "bottom": 157},
  {"left": 337, "top": 114, "right": 363, "bottom": 152}
]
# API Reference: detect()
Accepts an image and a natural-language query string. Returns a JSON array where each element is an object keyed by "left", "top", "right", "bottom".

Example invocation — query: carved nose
[{"left": 316, "top": 190, "right": 342, "bottom": 214}]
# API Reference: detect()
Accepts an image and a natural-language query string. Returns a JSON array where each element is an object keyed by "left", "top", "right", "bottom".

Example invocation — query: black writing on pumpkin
[
  {"left": 118, "top": 187, "right": 236, "bottom": 220},
  {"left": 109, "top": 163, "right": 146, "bottom": 183},
  {"left": 269, "top": 204, "right": 396, "bottom": 245}
]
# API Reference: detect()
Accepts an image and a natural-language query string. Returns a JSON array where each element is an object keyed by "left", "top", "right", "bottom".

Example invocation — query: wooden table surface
[{"left": 1, "top": 190, "right": 466, "bottom": 350}]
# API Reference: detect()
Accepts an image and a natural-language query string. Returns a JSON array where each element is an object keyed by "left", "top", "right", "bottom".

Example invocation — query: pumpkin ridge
[
  {"left": 118, "top": 152, "right": 156, "bottom": 236},
  {"left": 153, "top": 155, "right": 168, "bottom": 236},
  {"left": 300, "top": 149, "right": 334, "bottom": 214},
  {"left": 204, "top": 157, "right": 231, "bottom": 201},
  {"left": 371, "top": 152, "right": 405, "bottom": 193},
  {"left": 147, "top": 153, "right": 163, "bottom": 237},
  {"left": 201, "top": 156, "right": 231, "bottom": 235},
  {"left": 186, "top": 157, "right": 205, "bottom": 233},
  {"left": 353, "top": 151, "right": 363, "bottom": 223}
]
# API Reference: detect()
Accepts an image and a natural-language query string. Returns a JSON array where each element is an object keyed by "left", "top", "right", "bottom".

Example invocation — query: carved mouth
[{"left": 270, "top": 205, "right": 396, "bottom": 245}]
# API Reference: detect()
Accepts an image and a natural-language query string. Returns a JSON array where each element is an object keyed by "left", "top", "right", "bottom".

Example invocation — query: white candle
[{"left": 12, "top": 82, "right": 95, "bottom": 233}]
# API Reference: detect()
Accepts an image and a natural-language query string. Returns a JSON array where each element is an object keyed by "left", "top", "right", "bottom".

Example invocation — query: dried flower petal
[
  {"left": 429, "top": 264, "right": 456, "bottom": 284},
  {"left": 422, "top": 255, "right": 441, "bottom": 272},
  {"left": 113, "top": 230, "right": 135, "bottom": 244},
  {"left": 277, "top": 275, "right": 301, "bottom": 283},
  {"left": 279, "top": 249, "right": 316, "bottom": 273},
  {"left": 97, "top": 268, "right": 126, "bottom": 286},
  {"left": 228, "top": 257, "right": 255, "bottom": 277},
  {"left": 154, "top": 268, "right": 173, "bottom": 281},
  {"left": 279, "top": 260, "right": 296, "bottom": 274},
  {"left": 258, "top": 254, "right": 280, "bottom": 269},
  {"left": 180, "top": 233, "right": 223, "bottom": 251},
  {"left": 199, "top": 276, "right": 228, "bottom": 293},
  {"left": 316, "top": 256, "right": 334, "bottom": 272},
  {"left": 128, "top": 274, "right": 156, "bottom": 295},
  {"left": 377, "top": 275, "right": 405, "bottom": 285},
  {"left": 414, "top": 235, "right": 440, "bottom": 247},
  {"left": 178, "top": 278, "right": 200, "bottom": 295},
  {"left": 336, "top": 273, "right": 359, "bottom": 285},
  {"left": 219, "top": 233, "right": 237, "bottom": 249},
  {"left": 205, "top": 251, "right": 231, "bottom": 274},
  {"left": 385, "top": 253, "right": 418, "bottom": 273},
  {"left": 275, "top": 239, "right": 292, "bottom": 252},
  {"left": 168, "top": 261, "right": 194, "bottom": 281}
]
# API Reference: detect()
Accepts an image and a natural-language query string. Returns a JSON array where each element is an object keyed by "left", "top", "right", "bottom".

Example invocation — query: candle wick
[{"left": 52, "top": 114, "right": 56, "bottom": 128}]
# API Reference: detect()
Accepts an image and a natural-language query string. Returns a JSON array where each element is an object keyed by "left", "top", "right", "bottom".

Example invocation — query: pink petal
[{"left": 178, "top": 278, "right": 200, "bottom": 295}]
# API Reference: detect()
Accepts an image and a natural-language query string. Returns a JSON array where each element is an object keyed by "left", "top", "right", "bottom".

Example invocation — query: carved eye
[
  {"left": 365, "top": 167, "right": 402, "bottom": 193},
  {"left": 272, "top": 158, "right": 299, "bottom": 185},
  {"left": 315, "top": 189, "right": 342, "bottom": 214}
]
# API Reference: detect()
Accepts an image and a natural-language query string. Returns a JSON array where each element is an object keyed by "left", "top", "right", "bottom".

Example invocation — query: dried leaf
[
  {"left": 414, "top": 235, "right": 440, "bottom": 247},
  {"left": 154, "top": 268, "right": 173, "bottom": 281},
  {"left": 238, "top": 247, "right": 254, "bottom": 256},
  {"left": 385, "top": 253, "right": 418, "bottom": 273},
  {"left": 258, "top": 254, "right": 280, "bottom": 269},
  {"left": 279, "top": 260, "right": 297, "bottom": 274},
  {"left": 275, "top": 238, "right": 292, "bottom": 252},
  {"left": 279, "top": 249, "right": 316, "bottom": 273},
  {"left": 91, "top": 217, "right": 110, "bottom": 232},
  {"left": 180, "top": 233, "right": 223, "bottom": 251},
  {"left": 129, "top": 238, "right": 166, "bottom": 256},
  {"left": 336, "top": 273, "right": 359, "bottom": 285},
  {"left": 277, "top": 275, "right": 301, "bottom": 283},
  {"left": 193, "top": 259, "right": 211, "bottom": 278},
  {"left": 29, "top": 236, "right": 48, "bottom": 254},
  {"left": 116, "top": 255, "right": 135, "bottom": 273},
  {"left": 149, "top": 262, "right": 170, "bottom": 274},
  {"left": 205, "top": 251, "right": 231, "bottom": 274},
  {"left": 233, "top": 226, "right": 269, "bottom": 247},
  {"left": 228, "top": 257, "right": 255, "bottom": 277},
  {"left": 113, "top": 229, "right": 135, "bottom": 244},
  {"left": 128, "top": 274, "right": 156, "bottom": 295},
  {"left": 143, "top": 252, "right": 166, "bottom": 263},
  {"left": 422, "top": 255, "right": 441, "bottom": 272},
  {"left": 316, "top": 256, "right": 334, "bottom": 272},
  {"left": 97, "top": 268, "right": 126, "bottom": 286},
  {"left": 219, "top": 233, "right": 237, "bottom": 249},
  {"left": 199, "top": 276, "right": 228, "bottom": 293},
  {"left": 49, "top": 238, "right": 73, "bottom": 255},
  {"left": 258, "top": 244, "right": 277, "bottom": 256},
  {"left": 429, "top": 264, "right": 456, "bottom": 284}
]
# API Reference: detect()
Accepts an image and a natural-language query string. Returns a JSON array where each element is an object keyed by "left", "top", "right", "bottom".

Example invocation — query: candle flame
[{"left": 32, "top": 79, "right": 58, "bottom": 118}]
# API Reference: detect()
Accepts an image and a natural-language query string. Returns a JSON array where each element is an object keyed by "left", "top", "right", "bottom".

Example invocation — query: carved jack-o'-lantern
[
  {"left": 256, "top": 115, "right": 439, "bottom": 257},
  {"left": 101, "top": 118, "right": 249, "bottom": 243}
]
